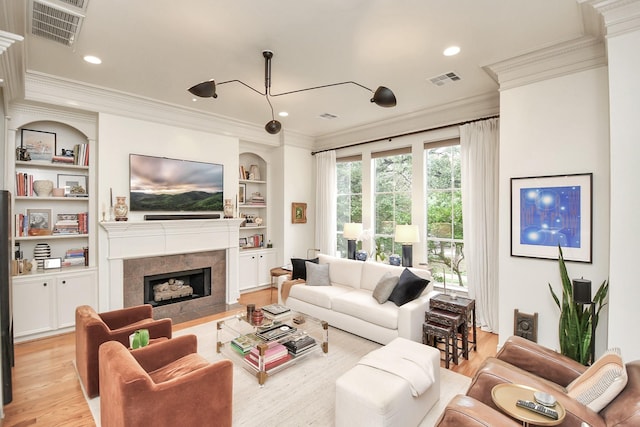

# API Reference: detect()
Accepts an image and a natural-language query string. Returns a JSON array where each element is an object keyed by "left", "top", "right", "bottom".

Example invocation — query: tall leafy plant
[{"left": 548, "top": 246, "right": 608, "bottom": 365}]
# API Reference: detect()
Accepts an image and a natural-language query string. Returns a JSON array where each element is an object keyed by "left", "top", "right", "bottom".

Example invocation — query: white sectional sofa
[{"left": 279, "top": 254, "right": 434, "bottom": 345}]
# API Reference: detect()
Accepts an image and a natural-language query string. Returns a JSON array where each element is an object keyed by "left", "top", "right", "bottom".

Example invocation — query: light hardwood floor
[{"left": 2, "top": 289, "right": 498, "bottom": 426}]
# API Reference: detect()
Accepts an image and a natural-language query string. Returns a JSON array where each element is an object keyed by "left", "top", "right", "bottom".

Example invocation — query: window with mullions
[
  {"left": 374, "top": 151, "right": 412, "bottom": 261},
  {"left": 336, "top": 159, "right": 362, "bottom": 257},
  {"left": 426, "top": 143, "right": 466, "bottom": 287}
]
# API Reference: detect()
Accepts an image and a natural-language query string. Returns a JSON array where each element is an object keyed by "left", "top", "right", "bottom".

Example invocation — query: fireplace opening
[{"left": 143, "top": 268, "right": 212, "bottom": 307}]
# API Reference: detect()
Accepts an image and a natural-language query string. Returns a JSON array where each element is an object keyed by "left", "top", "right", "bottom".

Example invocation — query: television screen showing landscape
[{"left": 129, "top": 154, "right": 224, "bottom": 212}]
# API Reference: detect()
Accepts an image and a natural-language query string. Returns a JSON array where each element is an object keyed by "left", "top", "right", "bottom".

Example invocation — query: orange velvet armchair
[
  {"left": 75, "top": 304, "right": 172, "bottom": 398},
  {"left": 99, "top": 334, "right": 233, "bottom": 427}
]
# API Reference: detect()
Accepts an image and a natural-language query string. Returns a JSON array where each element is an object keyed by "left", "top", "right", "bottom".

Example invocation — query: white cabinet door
[
  {"left": 13, "top": 276, "right": 54, "bottom": 337},
  {"left": 56, "top": 270, "right": 97, "bottom": 328},
  {"left": 238, "top": 252, "right": 259, "bottom": 291},
  {"left": 257, "top": 250, "right": 277, "bottom": 286}
]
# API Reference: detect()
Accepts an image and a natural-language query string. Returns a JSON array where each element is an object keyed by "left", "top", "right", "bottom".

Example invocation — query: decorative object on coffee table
[{"left": 114, "top": 196, "right": 129, "bottom": 221}]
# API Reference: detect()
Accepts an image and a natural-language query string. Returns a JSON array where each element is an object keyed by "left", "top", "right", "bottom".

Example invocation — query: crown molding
[
  {"left": 580, "top": 0, "right": 640, "bottom": 37},
  {"left": 482, "top": 36, "right": 606, "bottom": 91},
  {"left": 23, "top": 71, "right": 283, "bottom": 147},
  {"left": 313, "top": 92, "right": 499, "bottom": 150},
  {"left": 0, "top": 30, "right": 24, "bottom": 108},
  {"left": 8, "top": 101, "right": 97, "bottom": 138}
]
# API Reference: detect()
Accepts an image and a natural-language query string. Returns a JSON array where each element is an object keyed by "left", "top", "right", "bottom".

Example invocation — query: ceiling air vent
[
  {"left": 318, "top": 113, "right": 339, "bottom": 120},
  {"left": 429, "top": 71, "right": 462, "bottom": 87},
  {"left": 30, "top": 0, "right": 87, "bottom": 47}
]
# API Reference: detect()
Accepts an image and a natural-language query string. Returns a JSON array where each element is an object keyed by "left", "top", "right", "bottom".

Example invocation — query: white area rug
[{"left": 85, "top": 320, "right": 470, "bottom": 426}]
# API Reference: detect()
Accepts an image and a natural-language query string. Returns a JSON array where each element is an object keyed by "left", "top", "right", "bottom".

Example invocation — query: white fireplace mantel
[{"left": 100, "top": 219, "right": 243, "bottom": 309}]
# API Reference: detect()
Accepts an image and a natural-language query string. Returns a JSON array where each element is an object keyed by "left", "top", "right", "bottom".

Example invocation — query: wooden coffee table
[{"left": 491, "top": 383, "right": 566, "bottom": 426}]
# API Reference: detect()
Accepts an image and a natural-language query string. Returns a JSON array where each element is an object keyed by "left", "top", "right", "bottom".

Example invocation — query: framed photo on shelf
[
  {"left": 510, "top": 173, "right": 592, "bottom": 263},
  {"left": 57, "top": 174, "right": 88, "bottom": 197},
  {"left": 21, "top": 129, "right": 56, "bottom": 162},
  {"left": 291, "top": 202, "right": 307, "bottom": 224},
  {"left": 239, "top": 237, "right": 247, "bottom": 247},
  {"left": 27, "top": 208, "right": 52, "bottom": 236},
  {"left": 238, "top": 183, "right": 246, "bottom": 204}
]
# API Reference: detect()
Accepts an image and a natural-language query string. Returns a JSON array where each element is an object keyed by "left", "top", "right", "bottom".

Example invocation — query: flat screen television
[{"left": 129, "top": 154, "right": 224, "bottom": 212}]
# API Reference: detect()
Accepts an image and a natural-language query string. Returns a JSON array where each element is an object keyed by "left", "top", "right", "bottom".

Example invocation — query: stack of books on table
[
  {"left": 283, "top": 335, "right": 317, "bottom": 357},
  {"left": 262, "top": 303, "right": 292, "bottom": 321},
  {"left": 53, "top": 214, "right": 79, "bottom": 235},
  {"left": 230, "top": 333, "right": 262, "bottom": 356},
  {"left": 244, "top": 342, "right": 291, "bottom": 371}
]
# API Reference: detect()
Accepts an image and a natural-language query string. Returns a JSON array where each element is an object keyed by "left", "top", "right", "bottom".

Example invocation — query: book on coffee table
[
  {"left": 230, "top": 333, "right": 262, "bottom": 355},
  {"left": 262, "top": 304, "right": 291, "bottom": 316}
]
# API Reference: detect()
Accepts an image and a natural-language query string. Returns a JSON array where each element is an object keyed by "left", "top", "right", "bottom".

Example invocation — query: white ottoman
[{"left": 335, "top": 337, "right": 440, "bottom": 427}]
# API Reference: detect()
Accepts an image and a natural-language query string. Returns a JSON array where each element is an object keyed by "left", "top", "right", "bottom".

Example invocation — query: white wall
[
  {"left": 96, "top": 113, "right": 239, "bottom": 310},
  {"left": 282, "top": 144, "right": 315, "bottom": 262},
  {"left": 607, "top": 27, "right": 640, "bottom": 360},
  {"left": 498, "top": 67, "right": 610, "bottom": 353}
]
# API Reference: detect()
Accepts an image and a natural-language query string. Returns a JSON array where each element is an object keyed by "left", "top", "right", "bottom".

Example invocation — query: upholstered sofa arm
[
  {"left": 131, "top": 335, "right": 198, "bottom": 372},
  {"left": 397, "top": 291, "right": 437, "bottom": 342},
  {"left": 435, "top": 395, "right": 521, "bottom": 426},
  {"left": 497, "top": 336, "right": 586, "bottom": 387},
  {"left": 467, "top": 357, "right": 602, "bottom": 427},
  {"left": 99, "top": 304, "right": 154, "bottom": 330}
]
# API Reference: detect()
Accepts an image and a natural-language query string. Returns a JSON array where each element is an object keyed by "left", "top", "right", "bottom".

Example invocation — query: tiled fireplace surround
[{"left": 100, "top": 219, "right": 243, "bottom": 323}]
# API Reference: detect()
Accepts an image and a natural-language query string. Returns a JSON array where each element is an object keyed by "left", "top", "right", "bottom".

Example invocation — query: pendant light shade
[
  {"left": 188, "top": 80, "right": 217, "bottom": 98},
  {"left": 265, "top": 120, "right": 282, "bottom": 134},
  {"left": 188, "top": 50, "right": 397, "bottom": 134},
  {"left": 371, "top": 86, "right": 396, "bottom": 107}
]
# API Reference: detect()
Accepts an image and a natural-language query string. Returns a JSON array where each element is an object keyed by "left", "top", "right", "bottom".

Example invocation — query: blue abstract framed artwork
[{"left": 511, "top": 173, "right": 592, "bottom": 263}]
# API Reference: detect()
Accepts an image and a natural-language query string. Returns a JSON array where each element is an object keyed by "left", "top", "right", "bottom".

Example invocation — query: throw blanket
[
  {"left": 281, "top": 279, "right": 306, "bottom": 302},
  {"left": 358, "top": 346, "right": 435, "bottom": 397}
]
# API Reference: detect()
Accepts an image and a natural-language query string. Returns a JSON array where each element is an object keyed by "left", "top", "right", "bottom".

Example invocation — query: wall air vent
[
  {"left": 318, "top": 113, "right": 339, "bottom": 120},
  {"left": 429, "top": 71, "right": 462, "bottom": 87},
  {"left": 29, "top": 0, "right": 87, "bottom": 47}
]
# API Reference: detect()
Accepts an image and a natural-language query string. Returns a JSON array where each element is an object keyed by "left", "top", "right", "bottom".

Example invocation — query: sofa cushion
[
  {"left": 148, "top": 353, "right": 210, "bottom": 384},
  {"left": 306, "top": 261, "right": 331, "bottom": 286},
  {"left": 291, "top": 257, "right": 318, "bottom": 280},
  {"left": 360, "top": 262, "right": 406, "bottom": 292},
  {"left": 321, "top": 256, "right": 364, "bottom": 289},
  {"left": 388, "top": 268, "right": 430, "bottom": 306},
  {"left": 332, "top": 290, "right": 399, "bottom": 329},
  {"left": 567, "top": 348, "right": 628, "bottom": 412},
  {"left": 289, "top": 283, "right": 352, "bottom": 309},
  {"left": 372, "top": 272, "right": 400, "bottom": 304}
]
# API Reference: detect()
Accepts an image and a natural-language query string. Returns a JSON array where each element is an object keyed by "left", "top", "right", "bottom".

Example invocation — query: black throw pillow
[
  {"left": 387, "top": 268, "right": 430, "bottom": 306},
  {"left": 291, "top": 257, "right": 319, "bottom": 280}
]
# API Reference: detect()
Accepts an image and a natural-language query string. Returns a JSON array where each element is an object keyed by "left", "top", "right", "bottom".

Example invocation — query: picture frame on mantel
[
  {"left": 291, "top": 202, "right": 307, "bottom": 224},
  {"left": 510, "top": 173, "right": 592, "bottom": 263}
]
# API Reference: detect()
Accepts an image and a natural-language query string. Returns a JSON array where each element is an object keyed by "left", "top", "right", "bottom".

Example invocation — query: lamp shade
[
  {"left": 343, "top": 223, "right": 363, "bottom": 240},
  {"left": 371, "top": 86, "right": 397, "bottom": 107},
  {"left": 394, "top": 224, "right": 419, "bottom": 244},
  {"left": 188, "top": 80, "right": 217, "bottom": 98}
]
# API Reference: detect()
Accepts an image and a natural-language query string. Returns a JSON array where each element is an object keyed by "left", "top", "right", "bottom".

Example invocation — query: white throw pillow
[
  {"left": 305, "top": 261, "right": 331, "bottom": 286},
  {"left": 566, "top": 347, "right": 627, "bottom": 412}
]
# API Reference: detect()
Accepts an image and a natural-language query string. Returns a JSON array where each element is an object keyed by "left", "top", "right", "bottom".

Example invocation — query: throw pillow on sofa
[
  {"left": 305, "top": 261, "right": 331, "bottom": 286},
  {"left": 372, "top": 272, "right": 400, "bottom": 304},
  {"left": 291, "top": 257, "right": 319, "bottom": 280},
  {"left": 566, "top": 347, "right": 628, "bottom": 412},
  {"left": 387, "top": 268, "right": 429, "bottom": 306}
]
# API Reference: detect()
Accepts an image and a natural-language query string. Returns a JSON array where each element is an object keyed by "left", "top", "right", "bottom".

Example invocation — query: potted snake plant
[{"left": 548, "top": 246, "right": 608, "bottom": 365}]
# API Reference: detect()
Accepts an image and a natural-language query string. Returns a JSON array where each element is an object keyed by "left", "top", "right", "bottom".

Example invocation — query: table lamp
[
  {"left": 394, "top": 224, "right": 419, "bottom": 267},
  {"left": 343, "top": 223, "right": 362, "bottom": 260}
]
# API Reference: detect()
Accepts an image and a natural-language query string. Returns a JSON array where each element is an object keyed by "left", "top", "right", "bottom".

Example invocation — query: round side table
[{"left": 491, "top": 383, "right": 565, "bottom": 426}]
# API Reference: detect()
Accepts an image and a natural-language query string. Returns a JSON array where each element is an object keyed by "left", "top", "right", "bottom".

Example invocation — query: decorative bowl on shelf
[{"left": 33, "top": 180, "right": 53, "bottom": 197}]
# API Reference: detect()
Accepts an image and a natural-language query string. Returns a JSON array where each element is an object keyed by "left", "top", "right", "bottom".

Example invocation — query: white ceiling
[{"left": 9, "top": 0, "right": 593, "bottom": 138}]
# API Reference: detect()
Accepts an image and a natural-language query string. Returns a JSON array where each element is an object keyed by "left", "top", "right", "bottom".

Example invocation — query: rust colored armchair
[
  {"left": 99, "top": 334, "right": 233, "bottom": 427},
  {"left": 75, "top": 304, "right": 172, "bottom": 397}
]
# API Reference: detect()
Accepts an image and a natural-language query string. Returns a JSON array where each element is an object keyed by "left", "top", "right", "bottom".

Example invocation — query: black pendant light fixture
[{"left": 188, "top": 50, "right": 397, "bottom": 134}]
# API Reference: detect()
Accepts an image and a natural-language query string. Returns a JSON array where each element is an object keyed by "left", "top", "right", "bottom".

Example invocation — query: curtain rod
[{"left": 311, "top": 114, "right": 499, "bottom": 155}]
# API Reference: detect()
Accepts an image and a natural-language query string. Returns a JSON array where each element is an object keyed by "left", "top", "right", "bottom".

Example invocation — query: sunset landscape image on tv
[{"left": 129, "top": 154, "right": 224, "bottom": 212}]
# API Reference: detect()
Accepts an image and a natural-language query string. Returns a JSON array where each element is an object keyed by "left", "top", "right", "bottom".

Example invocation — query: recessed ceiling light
[
  {"left": 192, "top": 98, "right": 198, "bottom": 102},
  {"left": 83, "top": 55, "right": 102, "bottom": 64},
  {"left": 278, "top": 111, "right": 289, "bottom": 117},
  {"left": 443, "top": 46, "right": 460, "bottom": 57}
]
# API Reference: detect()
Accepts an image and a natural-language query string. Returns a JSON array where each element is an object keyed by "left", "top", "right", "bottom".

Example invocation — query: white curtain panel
[
  {"left": 315, "top": 150, "right": 337, "bottom": 255},
  {"left": 460, "top": 118, "right": 499, "bottom": 332}
]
